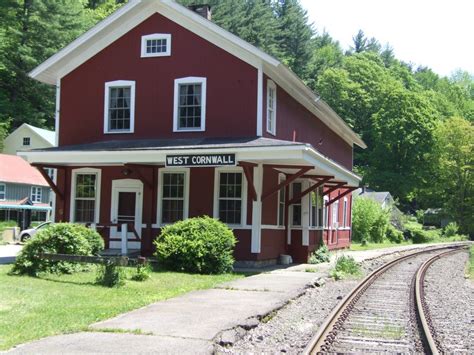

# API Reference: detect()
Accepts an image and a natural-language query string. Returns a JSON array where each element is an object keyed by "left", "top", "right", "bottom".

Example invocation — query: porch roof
[{"left": 19, "top": 137, "right": 361, "bottom": 187}]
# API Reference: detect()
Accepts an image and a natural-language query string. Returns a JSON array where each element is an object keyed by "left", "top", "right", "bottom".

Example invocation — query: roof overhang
[
  {"left": 19, "top": 145, "right": 361, "bottom": 187},
  {"left": 28, "top": 0, "right": 366, "bottom": 149}
]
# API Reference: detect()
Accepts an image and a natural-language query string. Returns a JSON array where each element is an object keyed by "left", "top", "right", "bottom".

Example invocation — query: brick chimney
[{"left": 188, "top": 4, "right": 212, "bottom": 21}]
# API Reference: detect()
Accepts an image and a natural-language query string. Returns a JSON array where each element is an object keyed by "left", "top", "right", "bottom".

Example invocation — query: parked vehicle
[{"left": 19, "top": 221, "right": 52, "bottom": 242}]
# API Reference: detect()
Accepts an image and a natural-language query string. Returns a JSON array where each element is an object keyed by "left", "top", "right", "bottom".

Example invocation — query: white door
[{"left": 110, "top": 179, "right": 143, "bottom": 250}]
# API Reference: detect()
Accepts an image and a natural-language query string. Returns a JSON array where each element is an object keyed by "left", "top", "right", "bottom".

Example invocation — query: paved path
[
  {"left": 6, "top": 241, "right": 470, "bottom": 354},
  {"left": 0, "top": 244, "right": 22, "bottom": 264}
]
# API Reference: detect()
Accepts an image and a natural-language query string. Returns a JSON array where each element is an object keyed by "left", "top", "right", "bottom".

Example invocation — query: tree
[
  {"left": 274, "top": 0, "right": 314, "bottom": 78},
  {"left": 430, "top": 117, "right": 473, "bottom": 236},
  {"left": 0, "top": 0, "right": 94, "bottom": 130}
]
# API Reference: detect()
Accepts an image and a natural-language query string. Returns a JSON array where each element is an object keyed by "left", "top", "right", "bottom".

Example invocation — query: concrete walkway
[
  {"left": 0, "top": 244, "right": 22, "bottom": 264},
  {"left": 6, "top": 241, "right": 470, "bottom": 354}
]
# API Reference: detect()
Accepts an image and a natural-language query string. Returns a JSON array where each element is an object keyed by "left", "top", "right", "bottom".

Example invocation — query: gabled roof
[
  {"left": 28, "top": 0, "right": 366, "bottom": 149},
  {"left": 355, "top": 189, "right": 393, "bottom": 205},
  {"left": 7, "top": 124, "right": 55, "bottom": 147},
  {"left": 0, "top": 154, "right": 49, "bottom": 187}
]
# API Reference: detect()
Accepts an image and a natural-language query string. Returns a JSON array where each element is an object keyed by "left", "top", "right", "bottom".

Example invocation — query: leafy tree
[
  {"left": 429, "top": 117, "right": 473, "bottom": 235},
  {"left": 0, "top": 0, "right": 93, "bottom": 130}
]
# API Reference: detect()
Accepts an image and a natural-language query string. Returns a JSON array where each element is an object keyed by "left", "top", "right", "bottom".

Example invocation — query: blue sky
[{"left": 300, "top": 0, "right": 473, "bottom": 77}]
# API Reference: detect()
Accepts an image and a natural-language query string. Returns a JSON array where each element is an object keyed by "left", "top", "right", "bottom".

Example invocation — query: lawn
[
  {"left": 350, "top": 240, "right": 413, "bottom": 251},
  {"left": 0, "top": 265, "right": 242, "bottom": 351}
]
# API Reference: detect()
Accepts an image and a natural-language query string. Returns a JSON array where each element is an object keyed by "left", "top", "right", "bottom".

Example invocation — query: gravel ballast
[{"left": 424, "top": 250, "right": 473, "bottom": 353}]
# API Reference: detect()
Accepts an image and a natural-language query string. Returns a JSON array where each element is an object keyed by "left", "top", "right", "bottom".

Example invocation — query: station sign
[{"left": 165, "top": 154, "right": 236, "bottom": 167}]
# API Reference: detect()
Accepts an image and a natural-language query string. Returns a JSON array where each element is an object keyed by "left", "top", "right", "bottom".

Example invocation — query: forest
[{"left": 0, "top": 0, "right": 472, "bottom": 235}]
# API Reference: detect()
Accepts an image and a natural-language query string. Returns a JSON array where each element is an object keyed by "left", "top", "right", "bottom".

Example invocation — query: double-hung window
[
  {"left": 343, "top": 198, "right": 348, "bottom": 227},
  {"left": 310, "top": 186, "right": 324, "bottom": 228},
  {"left": 104, "top": 80, "right": 135, "bottom": 134},
  {"left": 141, "top": 34, "right": 171, "bottom": 57},
  {"left": 31, "top": 186, "right": 42, "bottom": 203},
  {"left": 160, "top": 172, "right": 187, "bottom": 224},
  {"left": 173, "top": 77, "right": 207, "bottom": 132},
  {"left": 218, "top": 172, "right": 243, "bottom": 225},
  {"left": 0, "top": 184, "right": 5, "bottom": 201},
  {"left": 72, "top": 170, "right": 100, "bottom": 224},
  {"left": 324, "top": 196, "right": 329, "bottom": 228},
  {"left": 332, "top": 200, "right": 339, "bottom": 229},
  {"left": 291, "top": 182, "right": 302, "bottom": 226},
  {"left": 266, "top": 80, "right": 276, "bottom": 135},
  {"left": 23, "top": 137, "right": 31, "bottom": 146},
  {"left": 277, "top": 175, "right": 285, "bottom": 227}
]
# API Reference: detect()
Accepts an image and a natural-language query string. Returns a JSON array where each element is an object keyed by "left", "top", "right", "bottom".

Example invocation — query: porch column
[
  {"left": 251, "top": 164, "right": 263, "bottom": 254},
  {"left": 301, "top": 180, "right": 310, "bottom": 246}
]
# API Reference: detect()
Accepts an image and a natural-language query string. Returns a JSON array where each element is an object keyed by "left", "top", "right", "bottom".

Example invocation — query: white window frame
[
  {"left": 343, "top": 197, "right": 348, "bottom": 228},
  {"left": 70, "top": 168, "right": 102, "bottom": 224},
  {"left": 0, "top": 183, "right": 5, "bottom": 201},
  {"left": 266, "top": 80, "right": 277, "bottom": 135},
  {"left": 141, "top": 33, "right": 171, "bottom": 58},
  {"left": 309, "top": 186, "right": 324, "bottom": 229},
  {"left": 31, "top": 186, "right": 42, "bottom": 203},
  {"left": 157, "top": 168, "right": 190, "bottom": 226},
  {"left": 277, "top": 173, "right": 285, "bottom": 227},
  {"left": 23, "top": 137, "right": 31, "bottom": 146},
  {"left": 324, "top": 196, "right": 329, "bottom": 229},
  {"left": 213, "top": 167, "right": 248, "bottom": 227},
  {"left": 173, "top": 77, "right": 207, "bottom": 132},
  {"left": 332, "top": 200, "right": 339, "bottom": 229},
  {"left": 103, "top": 80, "right": 136, "bottom": 134}
]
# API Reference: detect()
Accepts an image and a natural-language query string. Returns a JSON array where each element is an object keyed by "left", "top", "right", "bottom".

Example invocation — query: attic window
[
  {"left": 23, "top": 137, "right": 31, "bottom": 146},
  {"left": 141, "top": 34, "right": 171, "bottom": 58}
]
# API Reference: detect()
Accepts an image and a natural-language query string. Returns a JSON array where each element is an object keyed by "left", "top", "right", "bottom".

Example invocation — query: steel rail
[
  {"left": 415, "top": 247, "right": 467, "bottom": 355},
  {"left": 303, "top": 243, "right": 469, "bottom": 354}
]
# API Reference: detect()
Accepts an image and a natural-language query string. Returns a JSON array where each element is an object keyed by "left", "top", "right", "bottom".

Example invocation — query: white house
[{"left": 2, "top": 123, "right": 55, "bottom": 156}]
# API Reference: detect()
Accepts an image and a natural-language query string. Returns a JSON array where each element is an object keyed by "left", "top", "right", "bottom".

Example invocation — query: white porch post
[
  {"left": 121, "top": 223, "right": 128, "bottom": 255},
  {"left": 251, "top": 164, "right": 263, "bottom": 254}
]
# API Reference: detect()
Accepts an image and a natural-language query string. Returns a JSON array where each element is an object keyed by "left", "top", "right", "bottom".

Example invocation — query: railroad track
[{"left": 304, "top": 244, "right": 469, "bottom": 354}]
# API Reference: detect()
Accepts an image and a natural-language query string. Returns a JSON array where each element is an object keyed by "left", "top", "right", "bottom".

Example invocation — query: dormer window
[
  {"left": 23, "top": 137, "right": 31, "bottom": 146},
  {"left": 141, "top": 34, "right": 171, "bottom": 57},
  {"left": 104, "top": 80, "right": 135, "bottom": 134},
  {"left": 173, "top": 77, "right": 207, "bottom": 132},
  {"left": 266, "top": 80, "right": 277, "bottom": 135}
]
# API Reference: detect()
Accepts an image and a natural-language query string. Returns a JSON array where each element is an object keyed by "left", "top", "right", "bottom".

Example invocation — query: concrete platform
[{"left": 0, "top": 244, "right": 22, "bottom": 264}]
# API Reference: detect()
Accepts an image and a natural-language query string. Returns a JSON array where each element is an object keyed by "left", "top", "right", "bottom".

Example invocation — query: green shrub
[
  {"left": 411, "top": 229, "right": 435, "bottom": 244},
  {"left": 415, "top": 210, "right": 425, "bottom": 224},
  {"left": 154, "top": 216, "right": 236, "bottom": 274},
  {"left": 443, "top": 222, "right": 459, "bottom": 238},
  {"left": 131, "top": 261, "right": 152, "bottom": 282},
  {"left": 96, "top": 261, "right": 126, "bottom": 287},
  {"left": 352, "top": 198, "right": 390, "bottom": 243},
  {"left": 386, "top": 225, "right": 404, "bottom": 244},
  {"left": 11, "top": 223, "right": 104, "bottom": 276},
  {"left": 330, "top": 255, "right": 361, "bottom": 279},
  {"left": 309, "top": 244, "right": 330, "bottom": 264}
]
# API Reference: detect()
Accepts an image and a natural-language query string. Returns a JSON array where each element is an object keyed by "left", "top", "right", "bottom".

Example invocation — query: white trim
[
  {"left": 141, "top": 33, "right": 171, "bottom": 57},
  {"left": 213, "top": 167, "right": 248, "bottom": 228},
  {"left": 301, "top": 180, "right": 310, "bottom": 246},
  {"left": 323, "top": 195, "right": 329, "bottom": 228},
  {"left": 173, "top": 77, "right": 207, "bottom": 132},
  {"left": 31, "top": 186, "right": 43, "bottom": 203},
  {"left": 110, "top": 179, "right": 143, "bottom": 248},
  {"left": 70, "top": 168, "right": 102, "bottom": 224},
  {"left": 156, "top": 168, "right": 190, "bottom": 227},
  {"left": 55, "top": 79, "right": 60, "bottom": 146},
  {"left": 343, "top": 197, "right": 348, "bottom": 228},
  {"left": 256, "top": 65, "right": 263, "bottom": 136},
  {"left": 262, "top": 225, "right": 285, "bottom": 230},
  {"left": 0, "top": 183, "right": 5, "bottom": 201},
  {"left": 266, "top": 79, "right": 277, "bottom": 136},
  {"left": 251, "top": 164, "right": 263, "bottom": 254},
  {"left": 104, "top": 80, "right": 136, "bottom": 134}
]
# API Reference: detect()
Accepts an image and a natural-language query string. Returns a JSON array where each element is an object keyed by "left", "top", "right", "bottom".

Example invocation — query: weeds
[{"left": 330, "top": 255, "right": 361, "bottom": 280}]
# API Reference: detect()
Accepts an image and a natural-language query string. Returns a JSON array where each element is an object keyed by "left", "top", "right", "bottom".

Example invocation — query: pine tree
[{"left": 274, "top": 0, "right": 314, "bottom": 78}]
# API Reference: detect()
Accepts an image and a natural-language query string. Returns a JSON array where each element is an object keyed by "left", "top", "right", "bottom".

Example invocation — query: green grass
[
  {"left": 350, "top": 240, "right": 413, "bottom": 251},
  {"left": 330, "top": 255, "right": 362, "bottom": 280},
  {"left": 0, "top": 265, "right": 241, "bottom": 350}
]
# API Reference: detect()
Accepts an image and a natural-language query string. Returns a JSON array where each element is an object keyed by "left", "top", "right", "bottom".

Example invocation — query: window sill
[
  {"left": 266, "top": 129, "right": 276, "bottom": 136},
  {"left": 104, "top": 130, "right": 134, "bottom": 134},
  {"left": 141, "top": 53, "right": 171, "bottom": 58},
  {"left": 173, "top": 128, "right": 205, "bottom": 133}
]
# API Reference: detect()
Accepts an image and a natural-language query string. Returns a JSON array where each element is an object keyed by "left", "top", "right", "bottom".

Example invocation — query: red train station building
[{"left": 22, "top": 0, "right": 366, "bottom": 265}]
